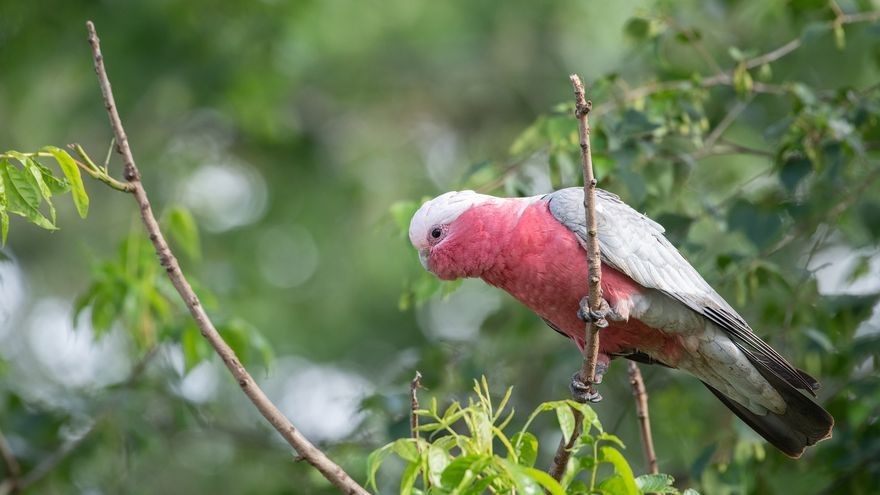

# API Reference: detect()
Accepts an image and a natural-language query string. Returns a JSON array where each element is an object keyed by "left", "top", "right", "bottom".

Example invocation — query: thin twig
[
  {"left": 410, "top": 371, "right": 423, "bottom": 440},
  {"left": 85, "top": 21, "right": 368, "bottom": 495},
  {"left": 627, "top": 362, "right": 658, "bottom": 475},
  {"left": 549, "top": 74, "right": 605, "bottom": 483},
  {"left": 0, "top": 428, "right": 21, "bottom": 494},
  {"left": 570, "top": 74, "right": 605, "bottom": 390}
]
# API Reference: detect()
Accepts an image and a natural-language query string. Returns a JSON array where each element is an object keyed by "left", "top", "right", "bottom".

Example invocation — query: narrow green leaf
[
  {"left": 399, "top": 461, "right": 420, "bottom": 495},
  {"left": 22, "top": 157, "right": 56, "bottom": 224},
  {"left": 556, "top": 405, "right": 576, "bottom": 445},
  {"left": 366, "top": 444, "right": 393, "bottom": 491},
  {"left": 522, "top": 467, "right": 566, "bottom": 495},
  {"left": 44, "top": 146, "right": 89, "bottom": 218}
]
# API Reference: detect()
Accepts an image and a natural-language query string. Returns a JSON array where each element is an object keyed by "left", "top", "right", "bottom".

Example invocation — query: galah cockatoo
[{"left": 409, "top": 187, "right": 833, "bottom": 458}]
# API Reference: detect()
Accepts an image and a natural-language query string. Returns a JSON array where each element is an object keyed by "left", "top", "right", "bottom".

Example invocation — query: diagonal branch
[{"left": 85, "top": 21, "right": 368, "bottom": 495}]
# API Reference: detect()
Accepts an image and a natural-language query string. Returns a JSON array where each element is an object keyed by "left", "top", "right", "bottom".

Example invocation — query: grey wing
[{"left": 545, "top": 187, "right": 817, "bottom": 394}]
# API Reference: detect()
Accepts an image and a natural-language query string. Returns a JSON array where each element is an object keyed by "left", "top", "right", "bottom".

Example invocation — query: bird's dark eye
[{"left": 430, "top": 227, "right": 443, "bottom": 239}]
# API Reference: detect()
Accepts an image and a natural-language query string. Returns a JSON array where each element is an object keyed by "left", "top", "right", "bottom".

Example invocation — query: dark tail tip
[{"left": 703, "top": 378, "right": 833, "bottom": 458}]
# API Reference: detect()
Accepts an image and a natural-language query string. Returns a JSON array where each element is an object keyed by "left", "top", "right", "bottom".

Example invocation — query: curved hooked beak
[{"left": 418, "top": 249, "right": 430, "bottom": 271}]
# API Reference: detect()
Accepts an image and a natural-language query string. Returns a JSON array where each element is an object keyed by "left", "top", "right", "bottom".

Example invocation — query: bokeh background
[{"left": 1, "top": 0, "right": 879, "bottom": 493}]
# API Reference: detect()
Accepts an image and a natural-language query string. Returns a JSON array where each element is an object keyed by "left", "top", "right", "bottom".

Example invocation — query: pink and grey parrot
[{"left": 409, "top": 187, "right": 833, "bottom": 458}]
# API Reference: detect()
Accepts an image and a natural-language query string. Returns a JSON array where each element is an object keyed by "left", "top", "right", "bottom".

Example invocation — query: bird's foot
[
  {"left": 577, "top": 297, "right": 620, "bottom": 328},
  {"left": 569, "top": 361, "right": 608, "bottom": 403}
]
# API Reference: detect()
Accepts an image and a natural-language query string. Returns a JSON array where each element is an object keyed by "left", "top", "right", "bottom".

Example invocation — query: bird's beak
[{"left": 418, "top": 249, "right": 430, "bottom": 271}]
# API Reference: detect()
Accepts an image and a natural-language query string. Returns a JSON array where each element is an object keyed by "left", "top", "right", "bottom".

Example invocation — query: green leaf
[
  {"left": 0, "top": 159, "right": 56, "bottom": 230},
  {"left": 399, "top": 461, "right": 419, "bottom": 495},
  {"left": 510, "top": 432, "right": 538, "bottom": 467},
  {"left": 44, "top": 146, "right": 89, "bottom": 218},
  {"left": 426, "top": 444, "right": 450, "bottom": 487},
  {"left": 440, "top": 455, "right": 487, "bottom": 488},
  {"left": 597, "top": 446, "right": 638, "bottom": 495},
  {"left": 165, "top": 206, "right": 201, "bottom": 259},
  {"left": 23, "top": 158, "right": 56, "bottom": 224},
  {"left": 366, "top": 444, "right": 393, "bottom": 490},
  {"left": 497, "top": 458, "right": 552, "bottom": 495},
  {"left": 556, "top": 405, "right": 576, "bottom": 445},
  {"left": 635, "top": 473, "right": 677, "bottom": 493},
  {"left": 523, "top": 467, "right": 566, "bottom": 495},
  {"left": 391, "top": 438, "right": 420, "bottom": 463}
]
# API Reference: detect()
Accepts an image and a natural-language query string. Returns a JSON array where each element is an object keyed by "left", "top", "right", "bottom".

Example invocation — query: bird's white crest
[{"left": 408, "top": 190, "right": 498, "bottom": 248}]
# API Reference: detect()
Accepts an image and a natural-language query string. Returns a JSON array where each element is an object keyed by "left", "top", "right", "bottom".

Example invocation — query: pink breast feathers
[{"left": 481, "top": 200, "right": 684, "bottom": 366}]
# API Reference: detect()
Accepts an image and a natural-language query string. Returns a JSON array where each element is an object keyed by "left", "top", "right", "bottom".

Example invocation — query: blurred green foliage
[{"left": 1, "top": 0, "right": 880, "bottom": 494}]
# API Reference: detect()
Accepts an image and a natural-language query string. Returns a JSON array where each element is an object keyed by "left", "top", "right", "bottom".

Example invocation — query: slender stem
[
  {"left": 411, "top": 371, "right": 422, "bottom": 440},
  {"left": 85, "top": 20, "right": 368, "bottom": 495},
  {"left": 628, "top": 362, "right": 658, "bottom": 474},
  {"left": 571, "top": 74, "right": 604, "bottom": 388},
  {"left": 549, "top": 74, "right": 605, "bottom": 483},
  {"left": 0, "top": 427, "right": 21, "bottom": 494}
]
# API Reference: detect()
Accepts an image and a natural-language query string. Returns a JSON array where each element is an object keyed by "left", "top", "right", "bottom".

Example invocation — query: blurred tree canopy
[{"left": 1, "top": 0, "right": 879, "bottom": 493}]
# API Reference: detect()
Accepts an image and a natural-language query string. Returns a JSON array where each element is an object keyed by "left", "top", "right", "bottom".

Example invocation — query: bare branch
[
  {"left": 85, "top": 21, "right": 368, "bottom": 495},
  {"left": 628, "top": 362, "right": 658, "bottom": 475},
  {"left": 570, "top": 74, "right": 605, "bottom": 388},
  {"left": 549, "top": 74, "right": 605, "bottom": 482},
  {"left": 0, "top": 428, "right": 21, "bottom": 494}
]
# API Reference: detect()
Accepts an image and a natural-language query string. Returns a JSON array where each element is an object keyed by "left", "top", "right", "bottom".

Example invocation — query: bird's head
[{"left": 408, "top": 190, "right": 502, "bottom": 280}]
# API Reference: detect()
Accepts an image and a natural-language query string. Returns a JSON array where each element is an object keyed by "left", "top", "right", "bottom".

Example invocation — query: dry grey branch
[{"left": 85, "top": 20, "right": 368, "bottom": 495}]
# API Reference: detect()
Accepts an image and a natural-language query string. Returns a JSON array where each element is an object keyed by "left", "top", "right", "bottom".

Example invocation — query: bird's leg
[
  {"left": 577, "top": 296, "right": 623, "bottom": 328},
  {"left": 569, "top": 355, "right": 610, "bottom": 403}
]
